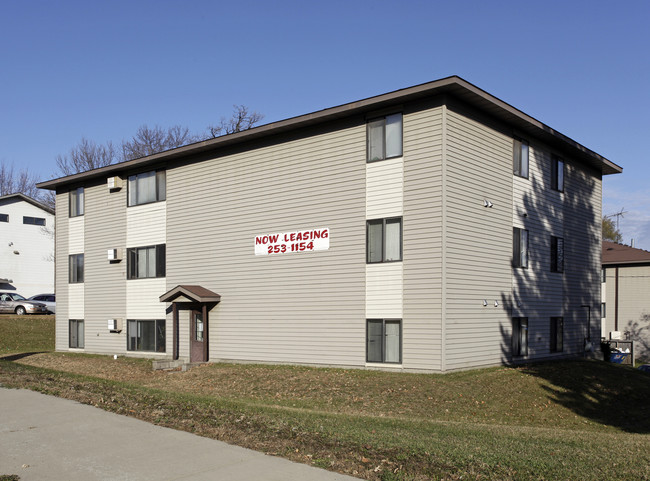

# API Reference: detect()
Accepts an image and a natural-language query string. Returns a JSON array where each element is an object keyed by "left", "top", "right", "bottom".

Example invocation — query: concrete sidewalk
[{"left": 0, "top": 387, "right": 356, "bottom": 481}]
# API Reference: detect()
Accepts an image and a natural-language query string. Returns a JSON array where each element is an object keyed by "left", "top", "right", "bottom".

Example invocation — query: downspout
[{"left": 441, "top": 99, "right": 448, "bottom": 372}]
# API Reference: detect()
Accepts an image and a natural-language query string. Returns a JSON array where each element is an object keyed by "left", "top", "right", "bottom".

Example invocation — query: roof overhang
[
  {"left": 160, "top": 285, "right": 221, "bottom": 304},
  {"left": 37, "top": 76, "right": 622, "bottom": 192},
  {"left": 0, "top": 193, "right": 54, "bottom": 215}
]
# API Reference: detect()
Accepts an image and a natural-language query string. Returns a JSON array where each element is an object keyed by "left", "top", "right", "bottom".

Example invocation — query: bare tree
[
  {"left": 0, "top": 161, "right": 42, "bottom": 199},
  {"left": 56, "top": 137, "right": 117, "bottom": 176},
  {"left": 208, "top": 105, "right": 264, "bottom": 138},
  {"left": 122, "top": 125, "right": 199, "bottom": 161}
]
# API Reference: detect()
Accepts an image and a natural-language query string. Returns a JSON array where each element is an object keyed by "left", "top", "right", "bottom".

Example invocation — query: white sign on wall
[{"left": 254, "top": 228, "right": 329, "bottom": 256}]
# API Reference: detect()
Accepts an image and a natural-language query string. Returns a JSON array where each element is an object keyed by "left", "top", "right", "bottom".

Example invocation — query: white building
[{"left": 0, "top": 193, "right": 55, "bottom": 298}]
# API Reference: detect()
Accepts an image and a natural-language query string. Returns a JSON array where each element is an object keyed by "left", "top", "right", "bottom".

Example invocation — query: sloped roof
[
  {"left": 602, "top": 241, "right": 650, "bottom": 266},
  {"left": 159, "top": 285, "right": 221, "bottom": 303},
  {"left": 0, "top": 193, "right": 54, "bottom": 215},
  {"left": 37, "top": 76, "right": 622, "bottom": 192}
]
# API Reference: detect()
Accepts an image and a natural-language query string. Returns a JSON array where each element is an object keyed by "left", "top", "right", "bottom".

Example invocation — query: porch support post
[
  {"left": 173, "top": 302, "right": 179, "bottom": 360},
  {"left": 202, "top": 303, "right": 209, "bottom": 362}
]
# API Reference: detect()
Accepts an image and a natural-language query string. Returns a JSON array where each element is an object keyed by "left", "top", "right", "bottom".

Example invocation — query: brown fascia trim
[
  {"left": 0, "top": 193, "right": 55, "bottom": 215},
  {"left": 603, "top": 260, "right": 650, "bottom": 267},
  {"left": 36, "top": 76, "right": 622, "bottom": 191}
]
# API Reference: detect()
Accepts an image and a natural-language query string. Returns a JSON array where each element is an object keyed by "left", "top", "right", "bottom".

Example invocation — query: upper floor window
[
  {"left": 23, "top": 216, "right": 46, "bottom": 226},
  {"left": 69, "top": 254, "right": 84, "bottom": 283},
  {"left": 513, "top": 227, "right": 529, "bottom": 268},
  {"left": 128, "top": 170, "right": 166, "bottom": 206},
  {"left": 367, "top": 113, "right": 403, "bottom": 162},
  {"left": 601, "top": 267, "right": 607, "bottom": 283},
  {"left": 127, "top": 244, "right": 166, "bottom": 279},
  {"left": 367, "top": 217, "right": 402, "bottom": 263},
  {"left": 0, "top": 214, "right": 8, "bottom": 222},
  {"left": 550, "top": 236, "right": 564, "bottom": 273},
  {"left": 513, "top": 138, "right": 529, "bottom": 178},
  {"left": 551, "top": 155, "right": 564, "bottom": 192},
  {"left": 69, "top": 187, "right": 85, "bottom": 217}
]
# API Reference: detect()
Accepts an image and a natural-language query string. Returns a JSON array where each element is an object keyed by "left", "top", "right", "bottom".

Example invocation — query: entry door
[{"left": 190, "top": 309, "right": 207, "bottom": 362}]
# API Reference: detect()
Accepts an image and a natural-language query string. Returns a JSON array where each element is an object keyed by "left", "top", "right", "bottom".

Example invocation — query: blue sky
[{"left": 1, "top": 0, "right": 648, "bottom": 248}]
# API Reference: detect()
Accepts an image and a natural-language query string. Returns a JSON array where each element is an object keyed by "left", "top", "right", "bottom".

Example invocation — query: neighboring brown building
[{"left": 602, "top": 241, "right": 650, "bottom": 360}]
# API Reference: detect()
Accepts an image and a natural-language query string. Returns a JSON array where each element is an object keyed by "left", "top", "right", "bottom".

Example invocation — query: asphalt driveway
[{"left": 0, "top": 387, "right": 355, "bottom": 481}]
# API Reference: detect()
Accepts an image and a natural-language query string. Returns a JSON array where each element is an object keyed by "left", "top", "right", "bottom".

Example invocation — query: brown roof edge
[
  {"left": 37, "top": 76, "right": 622, "bottom": 191},
  {"left": 159, "top": 285, "right": 221, "bottom": 303},
  {"left": 602, "top": 240, "right": 650, "bottom": 265}
]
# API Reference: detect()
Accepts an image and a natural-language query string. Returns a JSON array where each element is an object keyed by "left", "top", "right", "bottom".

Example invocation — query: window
[
  {"left": 512, "top": 317, "right": 528, "bottom": 356},
  {"left": 550, "top": 317, "right": 563, "bottom": 352},
  {"left": 23, "top": 216, "right": 46, "bottom": 226},
  {"left": 367, "top": 217, "right": 402, "bottom": 263},
  {"left": 513, "top": 138, "right": 529, "bottom": 178},
  {"left": 69, "top": 254, "right": 84, "bottom": 283},
  {"left": 127, "top": 319, "right": 166, "bottom": 352},
  {"left": 127, "top": 244, "right": 166, "bottom": 279},
  {"left": 367, "top": 319, "right": 401, "bottom": 363},
  {"left": 601, "top": 302, "right": 606, "bottom": 318},
  {"left": 367, "top": 113, "right": 403, "bottom": 162},
  {"left": 551, "top": 155, "right": 564, "bottom": 191},
  {"left": 69, "top": 187, "right": 85, "bottom": 217},
  {"left": 69, "top": 320, "right": 84, "bottom": 348},
  {"left": 127, "top": 170, "right": 166, "bottom": 206},
  {"left": 601, "top": 268, "right": 607, "bottom": 283},
  {"left": 513, "top": 227, "right": 529, "bottom": 268},
  {"left": 550, "top": 236, "right": 564, "bottom": 273},
  {"left": 0, "top": 214, "right": 7, "bottom": 222}
]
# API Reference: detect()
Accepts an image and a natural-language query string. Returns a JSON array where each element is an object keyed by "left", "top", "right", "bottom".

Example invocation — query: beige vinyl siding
[
  {"left": 402, "top": 101, "right": 444, "bottom": 371},
  {"left": 166, "top": 119, "right": 366, "bottom": 367},
  {"left": 125, "top": 201, "right": 167, "bottom": 326},
  {"left": 55, "top": 192, "right": 69, "bottom": 351},
  {"left": 511, "top": 142, "right": 567, "bottom": 359},
  {"left": 366, "top": 263, "right": 403, "bottom": 319},
  {"left": 366, "top": 157, "right": 403, "bottom": 219},
  {"left": 365, "top": 145, "right": 404, "bottom": 340},
  {"left": 68, "top": 216, "right": 84, "bottom": 252},
  {"left": 82, "top": 181, "right": 127, "bottom": 354},
  {"left": 509, "top": 134, "right": 601, "bottom": 360},
  {"left": 443, "top": 105, "right": 513, "bottom": 370},
  {"left": 563, "top": 160, "right": 601, "bottom": 355},
  {"left": 126, "top": 278, "right": 167, "bottom": 319},
  {"left": 126, "top": 202, "right": 166, "bottom": 246}
]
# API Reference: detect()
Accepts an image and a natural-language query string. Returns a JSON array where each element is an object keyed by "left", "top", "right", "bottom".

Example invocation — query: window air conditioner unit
[
  {"left": 108, "top": 318, "right": 123, "bottom": 332},
  {"left": 107, "top": 248, "right": 123, "bottom": 261},
  {"left": 107, "top": 176, "right": 123, "bottom": 190}
]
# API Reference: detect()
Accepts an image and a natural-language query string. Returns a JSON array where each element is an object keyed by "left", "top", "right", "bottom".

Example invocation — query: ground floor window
[
  {"left": 550, "top": 317, "right": 563, "bottom": 352},
  {"left": 512, "top": 317, "right": 528, "bottom": 357},
  {"left": 127, "top": 319, "right": 165, "bottom": 352},
  {"left": 367, "top": 319, "right": 401, "bottom": 363},
  {"left": 69, "top": 319, "right": 84, "bottom": 348}
]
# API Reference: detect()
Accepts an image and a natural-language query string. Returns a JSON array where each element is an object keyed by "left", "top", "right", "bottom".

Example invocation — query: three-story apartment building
[{"left": 38, "top": 76, "right": 622, "bottom": 371}]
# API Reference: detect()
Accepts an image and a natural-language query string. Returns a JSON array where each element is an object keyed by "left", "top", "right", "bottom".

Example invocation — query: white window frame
[{"left": 366, "top": 319, "right": 402, "bottom": 364}]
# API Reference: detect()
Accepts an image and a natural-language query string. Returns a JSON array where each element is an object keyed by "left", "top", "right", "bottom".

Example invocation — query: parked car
[
  {"left": 0, "top": 292, "right": 48, "bottom": 315},
  {"left": 28, "top": 294, "right": 56, "bottom": 314}
]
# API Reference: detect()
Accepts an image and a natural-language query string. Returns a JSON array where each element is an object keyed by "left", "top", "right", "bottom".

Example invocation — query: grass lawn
[{"left": 1, "top": 316, "right": 649, "bottom": 480}]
